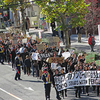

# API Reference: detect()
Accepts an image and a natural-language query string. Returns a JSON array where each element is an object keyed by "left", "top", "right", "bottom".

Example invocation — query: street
[
  {"left": 0, "top": 63, "right": 100, "bottom": 100},
  {"left": 0, "top": 29, "right": 100, "bottom": 100}
]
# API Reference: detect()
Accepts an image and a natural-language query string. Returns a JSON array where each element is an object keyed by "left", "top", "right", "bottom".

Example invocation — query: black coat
[{"left": 24, "top": 58, "right": 31, "bottom": 67}]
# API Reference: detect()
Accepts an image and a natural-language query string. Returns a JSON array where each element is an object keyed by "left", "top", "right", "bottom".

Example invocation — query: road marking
[
  {"left": 0, "top": 88, "right": 23, "bottom": 100},
  {"left": 19, "top": 83, "right": 34, "bottom": 91},
  {"left": 24, "top": 87, "right": 34, "bottom": 91}
]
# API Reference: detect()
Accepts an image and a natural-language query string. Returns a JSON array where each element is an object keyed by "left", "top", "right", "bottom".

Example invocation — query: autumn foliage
[{"left": 84, "top": 0, "right": 100, "bottom": 36}]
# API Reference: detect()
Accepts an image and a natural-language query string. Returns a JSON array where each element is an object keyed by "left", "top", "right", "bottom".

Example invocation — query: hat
[{"left": 16, "top": 52, "right": 20, "bottom": 55}]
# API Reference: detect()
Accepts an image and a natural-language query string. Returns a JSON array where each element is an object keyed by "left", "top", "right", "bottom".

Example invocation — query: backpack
[{"left": 91, "top": 37, "right": 95, "bottom": 45}]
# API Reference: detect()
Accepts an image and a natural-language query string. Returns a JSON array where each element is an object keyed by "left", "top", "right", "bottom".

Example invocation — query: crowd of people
[{"left": 0, "top": 32, "right": 99, "bottom": 100}]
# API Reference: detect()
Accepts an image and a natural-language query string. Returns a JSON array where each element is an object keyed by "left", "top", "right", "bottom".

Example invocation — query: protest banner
[
  {"left": 22, "top": 38, "right": 27, "bottom": 43},
  {"left": 54, "top": 71, "right": 100, "bottom": 91},
  {"left": 85, "top": 54, "right": 95, "bottom": 63},
  {"left": 38, "top": 52, "right": 54, "bottom": 59},
  {"left": 32, "top": 53, "right": 39, "bottom": 60},
  {"left": 48, "top": 37, "right": 59, "bottom": 47},
  {"left": 36, "top": 44, "right": 45, "bottom": 50},
  {"left": 95, "top": 60, "right": 100, "bottom": 66},
  {"left": 48, "top": 57, "right": 64, "bottom": 63},
  {"left": 62, "top": 52, "right": 71, "bottom": 60}
]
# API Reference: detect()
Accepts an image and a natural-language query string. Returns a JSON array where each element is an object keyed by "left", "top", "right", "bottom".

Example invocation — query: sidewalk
[{"left": 29, "top": 28, "right": 100, "bottom": 53}]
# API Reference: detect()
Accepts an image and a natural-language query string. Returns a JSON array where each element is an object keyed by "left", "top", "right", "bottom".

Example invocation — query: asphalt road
[
  {"left": 0, "top": 63, "right": 100, "bottom": 100},
  {"left": 0, "top": 29, "right": 100, "bottom": 100}
]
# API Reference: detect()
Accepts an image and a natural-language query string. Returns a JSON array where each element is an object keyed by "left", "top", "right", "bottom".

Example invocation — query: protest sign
[
  {"left": 48, "top": 57, "right": 64, "bottom": 63},
  {"left": 32, "top": 53, "right": 39, "bottom": 60},
  {"left": 54, "top": 71, "right": 100, "bottom": 91},
  {"left": 6, "top": 33, "right": 10, "bottom": 37},
  {"left": 22, "top": 38, "right": 27, "bottom": 43},
  {"left": 95, "top": 60, "right": 100, "bottom": 66},
  {"left": 36, "top": 37, "right": 42, "bottom": 42},
  {"left": 38, "top": 52, "right": 54, "bottom": 59},
  {"left": 62, "top": 52, "right": 70, "bottom": 60},
  {"left": 12, "top": 39, "right": 17, "bottom": 45},
  {"left": 48, "top": 37, "right": 59, "bottom": 47},
  {"left": 32, "top": 34, "right": 36, "bottom": 40},
  {"left": 51, "top": 63, "right": 57, "bottom": 69},
  {"left": 36, "top": 44, "right": 45, "bottom": 50},
  {"left": 85, "top": 54, "right": 95, "bottom": 63}
]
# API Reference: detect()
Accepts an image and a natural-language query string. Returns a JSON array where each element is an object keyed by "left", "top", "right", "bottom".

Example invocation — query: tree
[
  {"left": 34, "top": 0, "right": 89, "bottom": 48},
  {"left": 2, "top": 0, "right": 32, "bottom": 33},
  {"left": 84, "top": 0, "right": 100, "bottom": 37}
]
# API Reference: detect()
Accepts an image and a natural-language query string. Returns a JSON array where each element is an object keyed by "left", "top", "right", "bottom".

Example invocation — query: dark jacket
[{"left": 24, "top": 58, "right": 31, "bottom": 67}]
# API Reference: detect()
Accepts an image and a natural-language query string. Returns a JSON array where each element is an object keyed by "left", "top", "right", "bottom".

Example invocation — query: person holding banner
[
  {"left": 15, "top": 52, "right": 22, "bottom": 81},
  {"left": 83, "top": 66, "right": 89, "bottom": 96},
  {"left": 97, "top": 66, "right": 100, "bottom": 96},
  {"left": 42, "top": 67, "right": 52, "bottom": 100},
  {"left": 74, "top": 65, "right": 81, "bottom": 98},
  {"left": 90, "top": 63, "right": 97, "bottom": 92},
  {"left": 59, "top": 68, "right": 67, "bottom": 99},
  {"left": 53, "top": 69, "right": 61, "bottom": 100}
]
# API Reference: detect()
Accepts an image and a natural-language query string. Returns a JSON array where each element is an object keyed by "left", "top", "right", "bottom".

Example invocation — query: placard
[
  {"left": 36, "top": 44, "right": 45, "bottom": 50},
  {"left": 32, "top": 53, "right": 39, "bottom": 60},
  {"left": 32, "top": 34, "right": 36, "bottom": 40},
  {"left": 48, "top": 37, "right": 59, "bottom": 47},
  {"left": 38, "top": 52, "right": 54, "bottom": 59},
  {"left": 36, "top": 37, "right": 42, "bottom": 42},
  {"left": 62, "top": 52, "right": 70, "bottom": 60},
  {"left": 12, "top": 39, "right": 17, "bottom": 45},
  {"left": 48, "top": 57, "right": 64, "bottom": 63},
  {"left": 22, "top": 38, "right": 27, "bottom": 43},
  {"left": 51, "top": 63, "right": 57, "bottom": 69}
]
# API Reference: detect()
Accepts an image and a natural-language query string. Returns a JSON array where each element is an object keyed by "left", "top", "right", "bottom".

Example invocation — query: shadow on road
[{"left": 21, "top": 80, "right": 43, "bottom": 83}]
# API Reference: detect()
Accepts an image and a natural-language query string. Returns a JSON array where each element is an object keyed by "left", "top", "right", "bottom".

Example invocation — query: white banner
[
  {"left": 54, "top": 71, "right": 100, "bottom": 91},
  {"left": 38, "top": 52, "right": 54, "bottom": 59}
]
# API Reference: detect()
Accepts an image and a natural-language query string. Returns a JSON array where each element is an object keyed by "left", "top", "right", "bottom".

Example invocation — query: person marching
[
  {"left": 0, "top": 42, "right": 4, "bottom": 64},
  {"left": 15, "top": 52, "right": 22, "bottom": 81},
  {"left": 53, "top": 69, "right": 61, "bottom": 100},
  {"left": 24, "top": 55, "right": 31, "bottom": 76},
  {"left": 42, "top": 67, "right": 52, "bottom": 100},
  {"left": 74, "top": 65, "right": 81, "bottom": 98}
]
